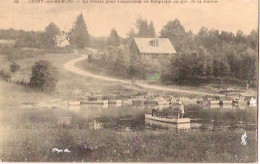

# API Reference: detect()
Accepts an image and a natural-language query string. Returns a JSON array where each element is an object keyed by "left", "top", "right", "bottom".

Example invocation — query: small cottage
[
  {"left": 55, "top": 34, "right": 70, "bottom": 47},
  {"left": 130, "top": 37, "right": 176, "bottom": 63}
]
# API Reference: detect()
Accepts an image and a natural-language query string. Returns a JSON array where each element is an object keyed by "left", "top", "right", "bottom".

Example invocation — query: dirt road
[{"left": 64, "top": 55, "right": 223, "bottom": 97}]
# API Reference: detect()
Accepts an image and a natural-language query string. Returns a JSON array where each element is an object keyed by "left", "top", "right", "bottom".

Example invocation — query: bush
[
  {"left": 29, "top": 60, "right": 58, "bottom": 92},
  {"left": 10, "top": 62, "right": 20, "bottom": 72}
]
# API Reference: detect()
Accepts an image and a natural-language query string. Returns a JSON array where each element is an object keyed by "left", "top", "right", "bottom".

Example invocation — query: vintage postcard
[{"left": 0, "top": 0, "right": 258, "bottom": 162}]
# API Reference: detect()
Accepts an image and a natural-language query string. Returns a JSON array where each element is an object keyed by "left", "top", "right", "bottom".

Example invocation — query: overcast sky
[{"left": 0, "top": 0, "right": 258, "bottom": 37}]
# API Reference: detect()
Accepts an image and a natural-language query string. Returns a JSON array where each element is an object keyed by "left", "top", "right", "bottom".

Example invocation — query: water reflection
[{"left": 68, "top": 106, "right": 81, "bottom": 112}]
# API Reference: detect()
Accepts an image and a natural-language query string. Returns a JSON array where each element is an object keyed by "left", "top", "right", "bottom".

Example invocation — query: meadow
[{"left": 0, "top": 127, "right": 257, "bottom": 162}]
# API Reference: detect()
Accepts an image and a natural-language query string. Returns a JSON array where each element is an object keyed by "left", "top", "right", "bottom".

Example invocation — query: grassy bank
[{"left": 0, "top": 128, "right": 256, "bottom": 162}]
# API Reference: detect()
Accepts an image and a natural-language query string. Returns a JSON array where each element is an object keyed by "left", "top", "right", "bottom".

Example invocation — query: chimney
[{"left": 150, "top": 35, "right": 159, "bottom": 47}]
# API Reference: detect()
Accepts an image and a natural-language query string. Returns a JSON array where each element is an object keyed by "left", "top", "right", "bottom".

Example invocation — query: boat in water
[
  {"left": 68, "top": 100, "right": 80, "bottom": 106},
  {"left": 145, "top": 119, "right": 191, "bottom": 130},
  {"left": 145, "top": 96, "right": 176, "bottom": 106},
  {"left": 80, "top": 100, "right": 108, "bottom": 105},
  {"left": 145, "top": 114, "right": 190, "bottom": 124}
]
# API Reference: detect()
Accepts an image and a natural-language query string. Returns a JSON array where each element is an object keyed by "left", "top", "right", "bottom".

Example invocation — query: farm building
[
  {"left": 55, "top": 33, "right": 70, "bottom": 47},
  {"left": 130, "top": 37, "right": 176, "bottom": 63}
]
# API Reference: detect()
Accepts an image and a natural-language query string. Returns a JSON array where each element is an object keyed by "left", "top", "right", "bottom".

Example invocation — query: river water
[
  {"left": 63, "top": 103, "right": 257, "bottom": 132},
  {"left": 0, "top": 103, "right": 256, "bottom": 132}
]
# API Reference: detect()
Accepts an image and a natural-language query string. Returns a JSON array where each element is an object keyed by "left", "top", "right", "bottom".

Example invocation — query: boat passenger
[{"left": 179, "top": 104, "right": 185, "bottom": 118}]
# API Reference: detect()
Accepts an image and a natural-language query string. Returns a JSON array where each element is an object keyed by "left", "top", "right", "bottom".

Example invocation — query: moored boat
[
  {"left": 145, "top": 97, "right": 173, "bottom": 106},
  {"left": 80, "top": 100, "right": 108, "bottom": 105},
  {"left": 132, "top": 99, "right": 146, "bottom": 105},
  {"left": 68, "top": 100, "right": 80, "bottom": 106},
  {"left": 145, "top": 114, "right": 190, "bottom": 124}
]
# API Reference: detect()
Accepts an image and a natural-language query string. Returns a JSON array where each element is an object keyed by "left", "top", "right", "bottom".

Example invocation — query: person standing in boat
[{"left": 179, "top": 102, "right": 185, "bottom": 118}]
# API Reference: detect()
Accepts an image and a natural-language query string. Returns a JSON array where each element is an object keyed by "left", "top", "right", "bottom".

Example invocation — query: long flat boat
[
  {"left": 68, "top": 101, "right": 80, "bottom": 106},
  {"left": 80, "top": 100, "right": 108, "bottom": 105},
  {"left": 145, "top": 114, "right": 190, "bottom": 124}
]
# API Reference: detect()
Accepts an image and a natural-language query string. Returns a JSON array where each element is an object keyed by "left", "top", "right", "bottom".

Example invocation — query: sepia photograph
[{"left": 0, "top": 0, "right": 258, "bottom": 162}]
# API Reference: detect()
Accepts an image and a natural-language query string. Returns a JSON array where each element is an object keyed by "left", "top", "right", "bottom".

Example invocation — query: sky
[{"left": 0, "top": 0, "right": 258, "bottom": 37}]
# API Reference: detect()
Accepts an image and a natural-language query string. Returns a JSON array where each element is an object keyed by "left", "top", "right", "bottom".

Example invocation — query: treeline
[
  {"left": 0, "top": 15, "right": 258, "bottom": 87},
  {"left": 0, "top": 23, "right": 61, "bottom": 48},
  {"left": 159, "top": 20, "right": 258, "bottom": 86},
  {"left": 0, "top": 13, "right": 90, "bottom": 49},
  {"left": 87, "top": 18, "right": 258, "bottom": 87}
]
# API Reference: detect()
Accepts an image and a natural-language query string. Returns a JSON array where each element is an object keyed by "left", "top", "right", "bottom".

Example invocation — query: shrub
[
  {"left": 29, "top": 60, "right": 58, "bottom": 92},
  {"left": 10, "top": 62, "right": 20, "bottom": 72}
]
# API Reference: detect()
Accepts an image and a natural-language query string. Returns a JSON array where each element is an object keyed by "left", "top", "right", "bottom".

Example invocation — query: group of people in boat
[{"left": 151, "top": 101, "right": 185, "bottom": 119}]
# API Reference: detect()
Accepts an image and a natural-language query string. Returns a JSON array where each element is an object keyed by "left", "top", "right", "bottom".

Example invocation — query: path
[{"left": 64, "top": 55, "right": 223, "bottom": 97}]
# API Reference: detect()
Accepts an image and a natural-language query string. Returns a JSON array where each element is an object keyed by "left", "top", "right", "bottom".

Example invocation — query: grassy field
[
  {"left": 0, "top": 127, "right": 257, "bottom": 162},
  {"left": 0, "top": 49, "right": 140, "bottom": 102}
]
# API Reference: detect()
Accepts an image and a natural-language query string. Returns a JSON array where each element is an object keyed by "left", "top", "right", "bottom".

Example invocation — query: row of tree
[
  {"left": 84, "top": 17, "right": 258, "bottom": 86},
  {"left": 0, "top": 15, "right": 257, "bottom": 86},
  {"left": 0, "top": 14, "right": 90, "bottom": 49},
  {"left": 158, "top": 19, "right": 258, "bottom": 85}
]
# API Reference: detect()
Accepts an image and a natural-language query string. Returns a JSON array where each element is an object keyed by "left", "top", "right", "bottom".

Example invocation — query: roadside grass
[{"left": 0, "top": 127, "right": 256, "bottom": 162}]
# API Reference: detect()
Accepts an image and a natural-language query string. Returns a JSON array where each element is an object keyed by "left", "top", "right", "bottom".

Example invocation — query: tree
[
  {"left": 248, "top": 29, "right": 258, "bottom": 50},
  {"left": 136, "top": 18, "right": 149, "bottom": 37},
  {"left": 160, "top": 19, "right": 188, "bottom": 52},
  {"left": 107, "top": 29, "right": 120, "bottom": 47},
  {"left": 43, "top": 23, "right": 61, "bottom": 47},
  {"left": 148, "top": 21, "right": 156, "bottom": 37},
  {"left": 29, "top": 60, "right": 58, "bottom": 92},
  {"left": 69, "top": 13, "right": 89, "bottom": 48},
  {"left": 126, "top": 28, "right": 136, "bottom": 45},
  {"left": 113, "top": 49, "right": 129, "bottom": 76},
  {"left": 235, "top": 30, "right": 246, "bottom": 44}
]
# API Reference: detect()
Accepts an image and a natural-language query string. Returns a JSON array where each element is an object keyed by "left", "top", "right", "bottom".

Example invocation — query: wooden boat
[
  {"left": 88, "top": 96, "right": 98, "bottom": 101},
  {"left": 122, "top": 99, "right": 133, "bottom": 105},
  {"left": 80, "top": 100, "right": 108, "bottom": 105},
  {"left": 68, "top": 100, "right": 80, "bottom": 106},
  {"left": 209, "top": 100, "right": 221, "bottom": 105},
  {"left": 219, "top": 100, "right": 233, "bottom": 106},
  {"left": 145, "top": 119, "right": 191, "bottom": 130},
  {"left": 108, "top": 100, "right": 122, "bottom": 104},
  {"left": 132, "top": 99, "right": 145, "bottom": 105},
  {"left": 145, "top": 100, "right": 158, "bottom": 105},
  {"left": 145, "top": 114, "right": 190, "bottom": 124},
  {"left": 145, "top": 97, "right": 171, "bottom": 106},
  {"left": 157, "top": 98, "right": 170, "bottom": 105}
]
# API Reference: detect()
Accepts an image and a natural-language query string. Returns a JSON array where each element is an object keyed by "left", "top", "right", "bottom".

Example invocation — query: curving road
[{"left": 64, "top": 55, "right": 222, "bottom": 96}]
